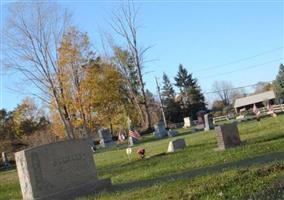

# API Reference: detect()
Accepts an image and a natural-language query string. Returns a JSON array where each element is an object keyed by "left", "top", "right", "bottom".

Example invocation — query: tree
[
  {"left": 212, "top": 100, "right": 226, "bottom": 111},
  {"left": 113, "top": 47, "right": 145, "bottom": 126},
  {"left": 12, "top": 97, "right": 46, "bottom": 137},
  {"left": 212, "top": 81, "right": 234, "bottom": 106},
  {"left": 4, "top": 2, "right": 75, "bottom": 139},
  {"left": 109, "top": 2, "right": 152, "bottom": 130},
  {"left": 254, "top": 82, "right": 273, "bottom": 94},
  {"left": 55, "top": 27, "right": 94, "bottom": 137},
  {"left": 174, "top": 64, "right": 206, "bottom": 118},
  {"left": 273, "top": 63, "right": 284, "bottom": 101},
  {"left": 161, "top": 73, "right": 183, "bottom": 123},
  {"left": 162, "top": 73, "right": 175, "bottom": 100},
  {"left": 81, "top": 59, "right": 131, "bottom": 134}
]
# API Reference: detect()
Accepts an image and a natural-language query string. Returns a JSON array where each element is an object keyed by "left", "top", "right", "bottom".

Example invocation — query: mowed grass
[
  {"left": 82, "top": 161, "right": 284, "bottom": 200},
  {"left": 1, "top": 115, "right": 284, "bottom": 200}
]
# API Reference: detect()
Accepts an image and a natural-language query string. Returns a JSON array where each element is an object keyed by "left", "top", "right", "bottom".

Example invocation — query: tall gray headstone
[
  {"left": 153, "top": 122, "right": 167, "bottom": 139},
  {"left": 204, "top": 114, "right": 214, "bottom": 131},
  {"left": 15, "top": 139, "right": 111, "bottom": 200},
  {"left": 215, "top": 122, "right": 241, "bottom": 150},
  {"left": 98, "top": 128, "right": 114, "bottom": 148}
]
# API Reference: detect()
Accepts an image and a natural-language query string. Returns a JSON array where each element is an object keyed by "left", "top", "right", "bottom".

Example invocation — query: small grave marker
[
  {"left": 204, "top": 113, "right": 214, "bottom": 131},
  {"left": 167, "top": 138, "right": 186, "bottom": 153},
  {"left": 183, "top": 117, "right": 192, "bottom": 128}
]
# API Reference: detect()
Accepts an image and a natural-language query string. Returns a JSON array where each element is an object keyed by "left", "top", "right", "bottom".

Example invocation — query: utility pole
[{"left": 155, "top": 77, "right": 167, "bottom": 128}]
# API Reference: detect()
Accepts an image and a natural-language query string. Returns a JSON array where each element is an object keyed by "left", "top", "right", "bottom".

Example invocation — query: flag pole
[{"left": 155, "top": 77, "right": 168, "bottom": 128}]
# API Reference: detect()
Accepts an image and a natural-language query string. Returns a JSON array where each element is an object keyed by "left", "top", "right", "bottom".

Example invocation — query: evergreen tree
[
  {"left": 162, "top": 73, "right": 175, "bottom": 100},
  {"left": 274, "top": 63, "right": 284, "bottom": 101},
  {"left": 174, "top": 64, "right": 206, "bottom": 118},
  {"left": 161, "top": 73, "right": 183, "bottom": 123}
]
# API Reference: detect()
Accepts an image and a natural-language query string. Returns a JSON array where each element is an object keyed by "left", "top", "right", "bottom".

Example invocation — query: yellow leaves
[{"left": 81, "top": 61, "right": 130, "bottom": 130}]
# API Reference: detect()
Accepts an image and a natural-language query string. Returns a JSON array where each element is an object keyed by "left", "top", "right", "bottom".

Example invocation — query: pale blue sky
[{"left": 1, "top": 0, "right": 284, "bottom": 110}]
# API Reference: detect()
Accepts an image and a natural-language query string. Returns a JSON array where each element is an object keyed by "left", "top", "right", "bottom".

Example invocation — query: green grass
[
  {"left": 81, "top": 161, "right": 284, "bottom": 200},
  {"left": 1, "top": 115, "right": 284, "bottom": 200}
]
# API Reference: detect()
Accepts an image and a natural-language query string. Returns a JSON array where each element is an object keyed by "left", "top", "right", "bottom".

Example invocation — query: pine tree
[
  {"left": 274, "top": 63, "right": 284, "bottom": 100},
  {"left": 161, "top": 73, "right": 183, "bottom": 123},
  {"left": 174, "top": 64, "right": 206, "bottom": 118},
  {"left": 162, "top": 73, "right": 175, "bottom": 100}
]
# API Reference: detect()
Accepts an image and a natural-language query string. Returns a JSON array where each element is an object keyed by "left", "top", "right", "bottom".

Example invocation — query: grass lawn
[{"left": 1, "top": 115, "right": 284, "bottom": 200}]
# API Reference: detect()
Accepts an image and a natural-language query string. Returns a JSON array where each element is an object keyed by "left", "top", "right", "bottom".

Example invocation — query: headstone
[
  {"left": 127, "top": 117, "right": 133, "bottom": 131},
  {"left": 98, "top": 128, "right": 114, "bottom": 148},
  {"left": 167, "top": 138, "right": 186, "bottom": 153},
  {"left": 153, "top": 121, "right": 167, "bottom": 139},
  {"left": 215, "top": 122, "right": 241, "bottom": 150},
  {"left": 2, "top": 152, "right": 10, "bottom": 166},
  {"left": 183, "top": 117, "right": 192, "bottom": 128},
  {"left": 128, "top": 136, "right": 138, "bottom": 147},
  {"left": 15, "top": 139, "right": 111, "bottom": 200},
  {"left": 204, "top": 114, "right": 215, "bottom": 131},
  {"left": 167, "top": 129, "right": 177, "bottom": 137}
]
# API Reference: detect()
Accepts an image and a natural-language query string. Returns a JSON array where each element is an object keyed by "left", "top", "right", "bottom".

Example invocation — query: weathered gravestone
[
  {"left": 98, "top": 128, "right": 114, "bottom": 148},
  {"left": 2, "top": 152, "right": 9, "bottom": 166},
  {"left": 183, "top": 117, "right": 192, "bottom": 128},
  {"left": 167, "top": 138, "right": 186, "bottom": 153},
  {"left": 215, "top": 122, "right": 241, "bottom": 150},
  {"left": 167, "top": 138, "right": 186, "bottom": 152},
  {"left": 15, "top": 139, "right": 111, "bottom": 200},
  {"left": 128, "top": 136, "right": 138, "bottom": 147},
  {"left": 154, "top": 122, "right": 168, "bottom": 139},
  {"left": 204, "top": 113, "right": 214, "bottom": 131}
]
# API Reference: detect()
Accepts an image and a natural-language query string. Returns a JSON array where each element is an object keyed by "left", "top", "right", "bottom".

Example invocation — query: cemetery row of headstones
[
  {"left": 153, "top": 121, "right": 178, "bottom": 138},
  {"left": 183, "top": 113, "right": 215, "bottom": 131},
  {"left": 13, "top": 118, "right": 241, "bottom": 200}
]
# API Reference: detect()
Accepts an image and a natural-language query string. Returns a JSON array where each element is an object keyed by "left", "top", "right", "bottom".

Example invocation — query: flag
[
  {"left": 129, "top": 130, "right": 140, "bottom": 139},
  {"left": 253, "top": 104, "right": 260, "bottom": 116}
]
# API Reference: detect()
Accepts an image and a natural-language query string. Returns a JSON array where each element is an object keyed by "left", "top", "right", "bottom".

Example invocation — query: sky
[{"left": 1, "top": 0, "right": 284, "bottom": 110}]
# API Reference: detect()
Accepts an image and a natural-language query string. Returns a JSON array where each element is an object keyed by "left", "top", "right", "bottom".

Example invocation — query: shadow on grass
[
  {"left": 0, "top": 165, "right": 16, "bottom": 173},
  {"left": 80, "top": 151, "right": 284, "bottom": 200},
  {"left": 244, "top": 133, "right": 284, "bottom": 145}
]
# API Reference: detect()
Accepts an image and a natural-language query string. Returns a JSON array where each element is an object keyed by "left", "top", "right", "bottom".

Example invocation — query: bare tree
[
  {"left": 212, "top": 81, "right": 234, "bottom": 106},
  {"left": 3, "top": 2, "right": 75, "bottom": 139},
  {"left": 109, "top": 2, "right": 152, "bottom": 130}
]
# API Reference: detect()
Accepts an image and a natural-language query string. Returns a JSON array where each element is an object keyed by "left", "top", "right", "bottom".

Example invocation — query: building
[{"left": 234, "top": 90, "right": 276, "bottom": 114}]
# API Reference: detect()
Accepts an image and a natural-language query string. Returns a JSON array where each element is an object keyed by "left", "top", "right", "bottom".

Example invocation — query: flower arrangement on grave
[{"left": 137, "top": 148, "right": 145, "bottom": 159}]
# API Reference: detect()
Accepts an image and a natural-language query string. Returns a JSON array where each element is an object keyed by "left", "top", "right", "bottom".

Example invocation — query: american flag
[
  {"left": 129, "top": 130, "right": 140, "bottom": 139},
  {"left": 253, "top": 104, "right": 260, "bottom": 116}
]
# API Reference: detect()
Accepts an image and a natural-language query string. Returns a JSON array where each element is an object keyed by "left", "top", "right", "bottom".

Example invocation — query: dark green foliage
[
  {"left": 0, "top": 106, "right": 49, "bottom": 141},
  {"left": 161, "top": 73, "right": 183, "bottom": 123},
  {"left": 174, "top": 64, "right": 206, "bottom": 119},
  {"left": 274, "top": 63, "right": 284, "bottom": 101}
]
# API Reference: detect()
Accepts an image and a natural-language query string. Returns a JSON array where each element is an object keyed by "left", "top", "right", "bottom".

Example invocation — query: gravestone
[
  {"left": 215, "top": 122, "right": 241, "bottom": 150},
  {"left": 128, "top": 136, "right": 138, "bottom": 147},
  {"left": 153, "top": 122, "right": 168, "bottom": 139},
  {"left": 167, "top": 129, "right": 177, "bottom": 137},
  {"left": 204, "top": 114, "right": 214, "bottom": 131},
  {"left": 98, "top": 128, "right": 114, "bottom": 148},
  {"left": 15, "top": 139, "right": 111, "bottom": 200},
  {"left": 183, "top": 117, "right": 192, "bottom": 128},
  {"left": 2, "top": 152, "right": 9, "bottom": 166},
  {"left": 167, "top": 138, "right": 186, "bottom": 153}
]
